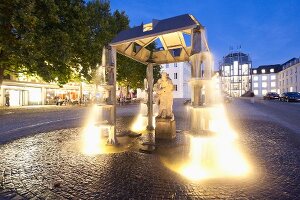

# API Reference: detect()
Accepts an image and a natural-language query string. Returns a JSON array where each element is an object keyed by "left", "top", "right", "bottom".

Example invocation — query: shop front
[{"left": 2, "top": 86, "right": 42, "bottom": 106}]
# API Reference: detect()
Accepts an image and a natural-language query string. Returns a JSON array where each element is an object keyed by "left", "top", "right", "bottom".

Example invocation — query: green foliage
[{"left": 0, "top": 0, "right": 160, "bottom": 88}]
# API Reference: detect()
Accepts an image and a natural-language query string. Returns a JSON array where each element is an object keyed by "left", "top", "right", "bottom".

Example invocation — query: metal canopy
[{"left": 110, "top": 14, "right": 208, "bottom": 64}]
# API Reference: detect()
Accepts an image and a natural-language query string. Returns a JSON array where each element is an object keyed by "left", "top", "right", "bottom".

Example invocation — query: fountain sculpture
[
  {"left": 108, "top": 14, "right": 249, "bottom": 179},
  {"left": 93, "top": 47, "right": 118, "bottom": 145},
  {"left": 154, "top": 72, "right": 176, "bottom": 139}
]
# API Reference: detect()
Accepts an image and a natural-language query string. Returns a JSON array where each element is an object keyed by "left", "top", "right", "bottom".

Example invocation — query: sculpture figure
[{"left": 155, "top": 72, "right": 174, "bottom": 118}]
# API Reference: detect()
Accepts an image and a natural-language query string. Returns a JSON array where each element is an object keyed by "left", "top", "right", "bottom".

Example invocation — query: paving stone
[{"left": 1, "top": 101, "right": 300, "bottom": 199}]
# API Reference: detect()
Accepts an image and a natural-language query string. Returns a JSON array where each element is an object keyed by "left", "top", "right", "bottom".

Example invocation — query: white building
[
  {"left": 277, "top": 58, "right": 300, "bottom": 94},
  {"left": 161, "top": 62, "right": 191, "bottom": 98},
  {"left": 251, "top": 57, "right": 300, "bottom": 96},
  {"left": 251, "top": 64, "right": 281, "bottom": 96}
]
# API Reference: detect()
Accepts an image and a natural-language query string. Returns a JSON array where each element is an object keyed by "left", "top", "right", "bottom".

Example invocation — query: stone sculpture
[
  {"left": 154, "top": 72, "right": 176, "bottom": 140},
  {"left": 155, "top": 72, "right": 174, "bottom": 119}
]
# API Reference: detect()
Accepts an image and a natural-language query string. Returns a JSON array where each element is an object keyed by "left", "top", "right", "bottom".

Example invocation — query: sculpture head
[{"left": 161, "top": 72, "right": 168, "bottom": 81}]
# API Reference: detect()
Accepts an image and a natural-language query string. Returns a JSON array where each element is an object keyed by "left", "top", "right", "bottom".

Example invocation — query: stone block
[{"left": 155, "top": 117, "right": 176, "bottom": 140}]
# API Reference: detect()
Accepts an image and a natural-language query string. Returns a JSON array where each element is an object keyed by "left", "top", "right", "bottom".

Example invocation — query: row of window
[
  {"left": 253, "top": 68, "right": 274, "bottom": 74},
  {"left": 165, "top": 63, "right": 178, "bottom": 68},
  {"left": 279, "top": 68, "right": 298, "bottom": 78},
  {"left": 252, "top": 75, "right": 276, "bottom": 81},
  {"left": 254, "top": 86, "right": 296, "bottom": 96},
  {"left": 253, "top": 82, "right": 276, "bottom": 88},
  {"left": 253, "top": 89, "right": 277, "bottom": 95},
  {"left": 279, "top": 76, "right": 298, "bottom": 86}
]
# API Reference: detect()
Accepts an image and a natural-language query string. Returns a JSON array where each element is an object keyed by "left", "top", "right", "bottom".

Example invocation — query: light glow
[
  {"left": 82, "top": 124, "right": 102, "bottom": 155},
  {"left": 162, "top": 104, "right": 251, "bottom": 181},
  {"left": 130, "top": 103, "right": 157, "bottom": 132},
  {"left": 81, "top": 105, "right": 103, "bottom": 155}
]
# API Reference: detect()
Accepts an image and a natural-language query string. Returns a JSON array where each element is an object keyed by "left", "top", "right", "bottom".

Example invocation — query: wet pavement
[{"left": 1, "top": 99, "right": 300, "bottom": 199}]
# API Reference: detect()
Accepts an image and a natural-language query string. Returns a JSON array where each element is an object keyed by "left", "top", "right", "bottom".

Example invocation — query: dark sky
[{"left": 110, "top": 0, "right": 300, "bottom": 68}]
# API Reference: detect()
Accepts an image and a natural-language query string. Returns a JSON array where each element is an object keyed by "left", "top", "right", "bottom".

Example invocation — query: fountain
[
  {"left": 108, "top": 14, "right": 250, "bottom": 179},
  {"left": 82, "top": 47, "right": 118, "bottom": 155},
  {"left": 172, "top": 27, "right": 250, "bottom": 180}
]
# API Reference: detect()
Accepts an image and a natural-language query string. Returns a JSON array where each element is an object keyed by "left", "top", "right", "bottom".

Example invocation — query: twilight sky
[{"left": 110, "top": 0, "right": 300, "bottom": 69}]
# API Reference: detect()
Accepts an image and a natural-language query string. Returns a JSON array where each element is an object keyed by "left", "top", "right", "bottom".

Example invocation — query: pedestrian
[
  {"left": 5, "top": 92, "right": 10, "bottom": 107},
  {"left": 250, "top": 91, "right": 255, "bottom": 104}
]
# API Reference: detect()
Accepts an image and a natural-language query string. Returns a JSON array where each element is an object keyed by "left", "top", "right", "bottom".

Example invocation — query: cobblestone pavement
[{"left": 1, "top": 99, "right": 300, "bottom": 199}]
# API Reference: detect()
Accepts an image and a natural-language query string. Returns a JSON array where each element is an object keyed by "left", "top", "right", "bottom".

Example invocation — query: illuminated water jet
[
  {"left": 162, "top": 27, "right": 250, "bottom": 181},
  {"left": 81, "top": 47, "right": 120, "bottom": 155},
  {"left": 130, "top": 94, "right": 158, "bottom": 133}
]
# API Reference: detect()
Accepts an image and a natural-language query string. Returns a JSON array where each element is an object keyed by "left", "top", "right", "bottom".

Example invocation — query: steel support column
[{"left": 146, "top": 63, "right": 154, "bottom": 130}]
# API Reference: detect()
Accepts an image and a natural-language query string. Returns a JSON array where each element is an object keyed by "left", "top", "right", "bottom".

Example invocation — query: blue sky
[{"left": 110, "top": 0, "right": 300, "bottom": 68}]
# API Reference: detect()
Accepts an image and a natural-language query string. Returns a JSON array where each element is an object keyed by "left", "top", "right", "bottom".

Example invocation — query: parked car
[
  {"left": 280, "top": 92, "right": 300, "bottom": 102},
  {"left": 263, "top": 92, "right": 280, "bottom": 100}
]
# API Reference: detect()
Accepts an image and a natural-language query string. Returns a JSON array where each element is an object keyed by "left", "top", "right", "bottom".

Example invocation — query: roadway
[{"left": 227, "top": 97, "right": 300, "bottom": 135}]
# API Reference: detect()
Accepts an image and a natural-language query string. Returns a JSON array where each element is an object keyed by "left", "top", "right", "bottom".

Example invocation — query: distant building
[
  {"left": 219, "top": 52, "right": 252, "bottom": 97},
  {"left": 161, "top": 62, "right": 191, "bottom": 98},
  {"left": 0, "top": 73, "right": 94, "bottom": 106},
  {"left": 250, "top": 57, "right": 300, "bottom": 96},
  {"left": 251, "top": 64, "right": 282, "bottom": 96},
  {"left": 277, "top": 58, "right": 300, "bottom": 94}
]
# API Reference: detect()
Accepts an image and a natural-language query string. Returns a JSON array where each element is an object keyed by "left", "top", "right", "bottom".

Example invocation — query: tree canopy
[{"left": 0, "top": 0, "right": 160, "bottom": 89}]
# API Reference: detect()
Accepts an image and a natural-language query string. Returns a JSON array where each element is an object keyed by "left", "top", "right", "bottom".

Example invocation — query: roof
[
  {"left": 221, "top": 51, "right": 251, "bottom": 65},
  {"left": 252, "top": 64, "right": 282, "bottom": 74},
  {"left": 110, "top": 14, "right": 201, "bottom": 45},
  {"left": 224, "top": 52, "right": 247, "bottom": 58},
  {"left": 110, "top": 14, "right": 209, "bottom": 65},
  {"left": 282, "top": 57, "right": 300, "bottom": 69},
  {"left": 282, "top": 58, "right": 297, "bottom": 66}
]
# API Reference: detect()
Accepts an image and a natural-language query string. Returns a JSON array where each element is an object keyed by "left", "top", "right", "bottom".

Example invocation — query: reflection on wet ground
[{"left": 1, "top": 101, "right": 300, "bottom": 199}]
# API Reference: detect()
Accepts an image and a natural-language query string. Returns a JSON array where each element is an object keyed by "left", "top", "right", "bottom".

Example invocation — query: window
[
  {"left": 253, "top": 70, "right": 257, "bottom": 74},
  {"left": 262, "top": 76, "right": 267, "bottom": 81},
  {"left": 254, "top": 90, "right": 258, "bottom": 95},
  {"left": 174, "top": 73, "right": 178, "bottom": 79},
  {"left": 174, "top": 63, "right": 178, "bottom": 67},
  {"left": 271, "top": 75, "right": 276, "bottom": 80},
  {"left": 233, "top": 61, "right": 238, "bottom": 76},
  {"left": 224, "top": 66, "right": 230, "bottom": 76},
  {"left": 262, "top": 69, "right": 266, "bottom": 73},
  {"left": 253, "top": 83, "right": 258, "bottom": 88},
  {"left": 166, "top": 64, "right": 169, "bottom": 68},
  {"left": 270, "top": 68, "right": 274, "bottom": 73},
  {"left": 271, "top": 82, "right": 276, "bottom": 87},
  {"left": 262, "top": 82, "right": 267, "bottom": 88},
  {"left": 253, "top": 76, "right": 258, "bottom": 81},
  {"left": 290, "top": 87, "right": 293, "bottom": 92},
  {"left": 175, "top": 84, "right": 178, "bottom": 91}
]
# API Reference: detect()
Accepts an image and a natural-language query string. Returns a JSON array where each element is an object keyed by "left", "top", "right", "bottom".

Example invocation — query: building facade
[
  {"left": 277, "top": 58, "right": 300, "bottom": 94},
  {"left": 161, "top": 62, "right": 191, "bottom": 98},
  {"left": 250, "top": 57, "right": 300, "bottom": 96},
  {"left": 251, "top": 64, "right": 282, "bottom": 96},
  {"left": 219, "top": 52, "right": 252, "bottom": 97},
  {"left": 0, "top": 74, "right": 94, "bottom": 106}
]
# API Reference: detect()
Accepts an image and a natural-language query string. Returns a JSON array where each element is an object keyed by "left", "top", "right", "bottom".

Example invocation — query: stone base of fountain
[{"left": 155, "top": 117, "right": 176, "bottom": 140}]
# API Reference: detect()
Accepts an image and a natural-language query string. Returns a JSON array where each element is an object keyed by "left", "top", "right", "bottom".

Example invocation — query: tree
[
  {"left": 0, "top": 0, "right": 36, "bottom": 86},
  {"left": 0, "top": 0, "right": 88, "bottom": 87},
  {"left": 116, "top": 54, "right": 161, "bottom": 90},
  {"left": 0, "top": 0, "right": 160, "bottom": 92}
]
